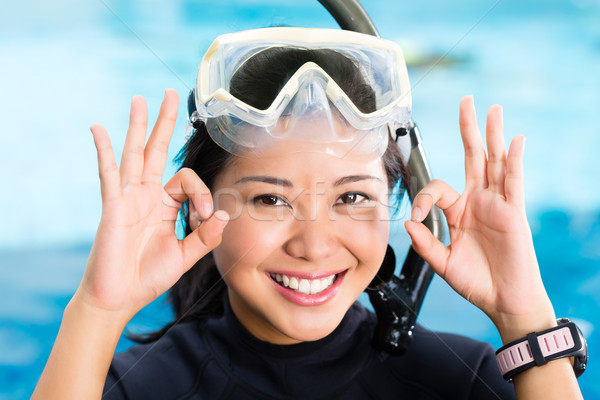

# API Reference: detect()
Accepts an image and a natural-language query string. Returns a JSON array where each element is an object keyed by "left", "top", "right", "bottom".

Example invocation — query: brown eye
[
  {"left": 253, "top": 195, "right": 287, "bottom": 207},
  {"left": 261, "top": 195, "right": 279, "bottom": 205},
  {"left": 336, "top": 192, "right": 369, "bottom": 205}
]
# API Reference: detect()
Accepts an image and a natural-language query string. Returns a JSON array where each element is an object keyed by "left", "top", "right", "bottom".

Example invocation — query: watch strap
[{"left": 495, "top": 320, "right": 585, "bottom": 381}]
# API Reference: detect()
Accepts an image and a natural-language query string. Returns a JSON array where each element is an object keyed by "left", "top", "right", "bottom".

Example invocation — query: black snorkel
[{"left": 317, "top": 0, "right": 445, "bottom": 355}]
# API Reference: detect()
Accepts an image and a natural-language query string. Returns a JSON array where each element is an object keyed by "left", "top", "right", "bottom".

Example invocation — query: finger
[
  {"left": 163, "top": 168, "right": 213, "bottom": 222},
  {"left": 459, "top": 95, "right": 487, "bottom": 188},
  {"left": 505, "top": 135, "right": 526, "bottom": 205},
  {"left": 180, "top": 210, "right": 229, "bottom": 270},
  {"left": 411, "top": 179, "right": 460, "bottom": 222},
  {"left": 485, "top": 104, "right": 507, "bottom": 195},
  {"left": 90, "top": 124, "right": 120, "bottom": 201},
  {"left": 142, "top": 89, "right": 179, "bottom": 184},
  {"left": 120, "top": 95, "right": 149, "bottom": 186},
  {"left": 404, "top": 220, "right": 450, "bottom": 277}
]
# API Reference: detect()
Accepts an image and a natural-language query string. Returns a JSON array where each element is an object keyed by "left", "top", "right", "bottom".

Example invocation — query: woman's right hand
[{"left": 78, "top": 89, "right": 228, "bottom": 321}]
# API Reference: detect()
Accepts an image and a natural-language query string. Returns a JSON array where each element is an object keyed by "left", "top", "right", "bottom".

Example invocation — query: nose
[{"left": 284, "top": 211, "right": 339, "bottom": 262}]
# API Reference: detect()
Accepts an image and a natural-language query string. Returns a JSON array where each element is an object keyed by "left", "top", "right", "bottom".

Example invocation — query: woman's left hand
[{"left": 404, "top": 95, "right": 556, "bottom": 342}]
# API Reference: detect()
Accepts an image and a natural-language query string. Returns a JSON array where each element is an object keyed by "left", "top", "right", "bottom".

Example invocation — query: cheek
[
  {"left": 343, "top": 216, "right": 390, "bottom": 284},
  {"left": 337, "top": 203, "right": 390, "bottom": 296},
  {"left": 337, "top": 202, "right": 390, "bottom": 266},
  {"left": 212, "top": 209, "right": 290, "bottom": 277}
]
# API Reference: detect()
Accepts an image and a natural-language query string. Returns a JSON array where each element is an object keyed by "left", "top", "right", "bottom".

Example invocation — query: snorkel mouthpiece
[{"left": 367, "top": 244, "right": 435, "bottom": 355}]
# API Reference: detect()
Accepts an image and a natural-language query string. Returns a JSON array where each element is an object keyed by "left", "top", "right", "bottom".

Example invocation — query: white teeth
[
  {"left": 310, "top": 279, "right": 322, "bottom": 294},
  {"left": 270, "top": 272, "right": 338, "bottom": 295},
  {"left": 289, "top": 277, "right": 299, "bottom": 290},
  {"left": 298, "top": 279, "right": 310, "bottom": 294}
]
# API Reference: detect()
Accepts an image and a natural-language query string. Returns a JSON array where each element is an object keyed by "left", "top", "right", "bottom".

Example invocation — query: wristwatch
[{"left": 495, "top": 318, "right": 588, "bottom": 382}]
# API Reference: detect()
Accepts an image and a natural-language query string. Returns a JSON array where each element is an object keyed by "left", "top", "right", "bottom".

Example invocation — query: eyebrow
[
  {"left": 333, "top": 174, "right": 383, "bottom": 187},
  {"left": 234, "top": 174, "right": 383, "bottom": 187},
  {"left": 234, "top": 176, "right": 293, "bottom": 187}
]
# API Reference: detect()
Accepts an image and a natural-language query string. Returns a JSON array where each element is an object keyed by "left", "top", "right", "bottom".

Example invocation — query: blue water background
[{"left": 1, "top": 0, "right": 599, "bottom": 398}]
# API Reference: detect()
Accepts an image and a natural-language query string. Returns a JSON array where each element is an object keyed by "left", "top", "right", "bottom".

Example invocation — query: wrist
[
  {"left": 67, "top": 289, "right": 133, "bottom": 335},
  {"left": 493, "top": 304, "right": 557, "bottom": 345}
]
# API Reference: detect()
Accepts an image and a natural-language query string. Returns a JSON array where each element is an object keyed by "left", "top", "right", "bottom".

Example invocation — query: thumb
[
  {"left": 404, "top": 220, "right": 450, "bottom": 277},
  {"left": 180, "top": 210, "right": 229, "bottom": 270}
]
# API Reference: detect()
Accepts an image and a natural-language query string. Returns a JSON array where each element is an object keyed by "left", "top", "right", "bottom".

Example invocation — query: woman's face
[{"left": 209, "top": 143, "right": 390, "bottom": 344}]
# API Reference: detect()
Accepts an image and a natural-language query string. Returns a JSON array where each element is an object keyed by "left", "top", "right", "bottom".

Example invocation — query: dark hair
[{"left": 131, "top": 47, "right": 410, "bottom": 343}]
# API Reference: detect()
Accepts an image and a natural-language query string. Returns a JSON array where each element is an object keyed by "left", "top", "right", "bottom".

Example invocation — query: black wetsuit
[{"left": 103, "top": 300, "right": 516, "bottom": 399}]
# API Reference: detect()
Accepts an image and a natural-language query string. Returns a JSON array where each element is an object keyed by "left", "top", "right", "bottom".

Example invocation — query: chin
[
  {"left": 273, "top": 299, "right": 353, "bottom": 343},
  {"left": 281, "top": 314, "right": 343, "bottom": 342}
]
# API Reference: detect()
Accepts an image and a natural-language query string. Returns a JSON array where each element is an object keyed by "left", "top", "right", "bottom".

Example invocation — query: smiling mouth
[{"left": 269, "top": 272, "right": 339, "bottom": 295}]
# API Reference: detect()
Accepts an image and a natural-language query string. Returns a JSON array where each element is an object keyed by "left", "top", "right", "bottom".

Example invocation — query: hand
[
  {"left": 77, "top": 89, "right": 228, "bottom": 321},
  {"left": 405, "top": 96, "right": 555, "bottom": 342}
]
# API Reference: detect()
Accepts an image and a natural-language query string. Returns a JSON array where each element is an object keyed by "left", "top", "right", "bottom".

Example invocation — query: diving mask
[{"left": 190, "top": 27, "right": 412, "bottom": 158}]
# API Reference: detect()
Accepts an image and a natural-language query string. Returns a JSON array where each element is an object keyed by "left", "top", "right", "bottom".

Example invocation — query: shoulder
[
  {"left": 374, "top": 325, "right": 516, "bottom": 399},
  {"left": 338, "top": 304, "right": 515, "bottom": 399},
  {"left": 103, "top": 319, "right": 227, "bottom": 400}
]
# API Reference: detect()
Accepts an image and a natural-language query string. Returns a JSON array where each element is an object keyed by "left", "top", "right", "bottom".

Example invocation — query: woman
[{"left": 33, "top": 27, "right": 584, "bottom": 399}]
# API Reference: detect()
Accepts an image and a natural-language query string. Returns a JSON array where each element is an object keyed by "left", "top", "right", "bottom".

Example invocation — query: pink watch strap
[{"left": 496, "top": 326, "right": 575, "bottom": 377}]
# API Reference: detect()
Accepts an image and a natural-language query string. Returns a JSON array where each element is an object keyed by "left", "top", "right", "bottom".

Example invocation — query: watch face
[{"left": 556, "top": 319, "right": 587, "bottom": 378}]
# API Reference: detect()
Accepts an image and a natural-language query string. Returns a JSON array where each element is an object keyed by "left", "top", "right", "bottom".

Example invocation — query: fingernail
[
  {"left": 411, "top": 207, "right": 422, "bottom": 221},
  {"left": 213, "top": 210, "right": 229, "bottom": 222}
]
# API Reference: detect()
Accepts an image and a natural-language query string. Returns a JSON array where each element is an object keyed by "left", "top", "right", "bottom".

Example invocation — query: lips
[{"left": 266, "top": 269, "right": 347, "bottom": 306}]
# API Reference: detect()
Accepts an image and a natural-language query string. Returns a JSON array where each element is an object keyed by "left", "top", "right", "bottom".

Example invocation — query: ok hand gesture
[
  {"left": 78, "top": 89, "right": 228, "bottom": 321},
  {"left": 405, "top": 96, "right": 555, "bottom": 341}
]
